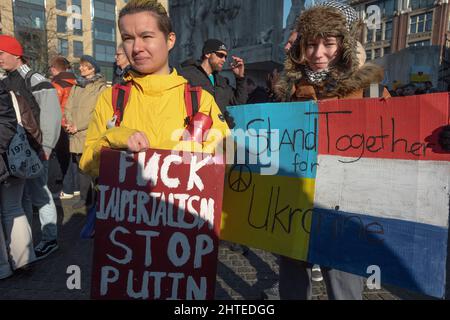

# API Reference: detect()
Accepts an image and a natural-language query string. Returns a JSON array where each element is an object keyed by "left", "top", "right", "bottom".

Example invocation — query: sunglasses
[{"left": 214, "top": 52, "right": 228, "bottom": 59}]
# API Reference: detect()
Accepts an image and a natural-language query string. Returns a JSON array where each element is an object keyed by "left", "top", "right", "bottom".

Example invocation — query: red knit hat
[{"left": 0, "top": 35, "right": 24, "bottom": 57}]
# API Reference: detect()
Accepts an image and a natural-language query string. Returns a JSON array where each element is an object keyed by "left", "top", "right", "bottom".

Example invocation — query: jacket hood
[
  {"left": 125, "top": 68, "right": 187, "bottom": 96},
  {"left": 53, "top": 71, "right": 77, "bottom": 84},
  {"left": 76, "top": 73, "right": 105, "bottom": 88},
  {"left": 275, "top": 5, "right": 383, "bottom": 101}
]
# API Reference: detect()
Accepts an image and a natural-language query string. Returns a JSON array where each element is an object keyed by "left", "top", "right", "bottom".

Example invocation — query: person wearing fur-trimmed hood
[
  {"left": 275, "top": 1, "right": 390, "bottom": 103},
  {"left": 274, "top": 1, "right": 390, "bottom": 300}
]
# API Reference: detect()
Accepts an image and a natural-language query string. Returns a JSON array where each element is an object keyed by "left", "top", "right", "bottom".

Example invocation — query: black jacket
[
  {"left": 247, "top": 86, "right": 271, "bottom": 104},
  {"left": 179, "top": 61, "right": 248, "bottom": 114},
  {"left": 0, "top": 81, "right": 18, "bottom": 183}
]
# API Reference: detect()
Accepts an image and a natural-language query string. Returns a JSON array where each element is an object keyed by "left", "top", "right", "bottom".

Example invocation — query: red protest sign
[
  {"left": 317, "top": 93, "right": 450, "bottom": 161},
  {"left": 91, "top": 148, "right": 225, "bottom": 300}
]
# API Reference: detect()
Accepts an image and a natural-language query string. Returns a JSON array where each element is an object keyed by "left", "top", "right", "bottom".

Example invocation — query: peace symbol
[{"left": 228, "top": 164, "right": 252, "bottom": 192}]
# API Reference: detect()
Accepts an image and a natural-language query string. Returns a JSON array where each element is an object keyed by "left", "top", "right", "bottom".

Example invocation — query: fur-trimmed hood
[{"left": 275, "top": 5, "right": 384, "bottom": 101}]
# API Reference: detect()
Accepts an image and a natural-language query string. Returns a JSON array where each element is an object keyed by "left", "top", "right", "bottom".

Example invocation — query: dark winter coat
[
  {"left": 3, "top": 64, "right": 61, "bottom": 156},
  {"left": 179, "top": 61, "right": 248, "bottom": 114},
  {"left": 0, "top": 81, "right": 18, "bottom": 183},
  {"left": 247, "top": 86, "right": 271, "bottom": 104}
]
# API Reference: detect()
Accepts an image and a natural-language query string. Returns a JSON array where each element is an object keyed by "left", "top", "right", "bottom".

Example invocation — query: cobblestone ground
[{"left": 0, "top": 197, "right": 438, "bottom": 300}]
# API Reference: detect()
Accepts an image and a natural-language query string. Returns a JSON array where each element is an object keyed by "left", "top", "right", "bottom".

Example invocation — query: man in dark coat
[{"left": 179, "top": 39, "right": 247, "bottom": 123}]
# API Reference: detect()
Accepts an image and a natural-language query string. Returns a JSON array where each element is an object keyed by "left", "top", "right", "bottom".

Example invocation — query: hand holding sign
[{"left": 127, "top": 131, "right": 150, "bottom": 152}]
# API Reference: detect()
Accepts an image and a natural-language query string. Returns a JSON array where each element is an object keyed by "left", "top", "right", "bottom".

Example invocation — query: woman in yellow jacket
[{"left": 80, "top": 0, "right": 229, "bottom": 177}]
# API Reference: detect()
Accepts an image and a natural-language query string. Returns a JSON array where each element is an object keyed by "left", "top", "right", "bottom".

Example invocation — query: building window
[
  {"left": 374, "top": 48, "right": 381, "bottom": 59},
  {"left": 14, "top": 4, "right": 46, "bottom": 30},
  {"left": 58, "top": 38, "right": 69, "bottom": 56},
  {"left": 384, "top": 47, "right": 391, "bottom": 55},
  {"left": 57, "top": 15, "right": 67, "bottom": 33},
  {"left": 14, "top": 28, "right": 48, "bottom": 73},
  {"left": 94, "top": 20, "right": 115, "bottom": 42},
  {"left": 93, "top": 0, "right": 116, "bottom": 21},
  {"left": 366, "top": 29, "right": 374, "bottom": 43},
  {"left": 73, "top": 40, "right": 83, "bottom": 57},
  {"left": 95, "top": 43, "right": 115, "bottom": 62},
  {"left": 56, "top": 0, "right": 66, "bottom": 11},
  {"left": 408, "top": 39, "right": 431, "bottom": 47},
  {"left": 376, "top": 28, "right": 382, "bottom": 42},
  {"left": 425, "top": 12, "right": 433, "bottom": 31},
  {"left": 100, "top": 64, "right": 114, "bottom": 82},
  {"left": 366, "top": 50, "right": 372, "bottom": 60},
  {"left": 410, "top": 12, "right": 433, "bottom": 34},
  {"left": 72, "top": 0, "right": 82, "bottom": 10},
  {"left": 365, "top": 0, "right": 396, "bottom": 19},
  {"left": 410, "top": 0, "right": 435, "bottom": 10},
  {"left": 384, "top": 21, "right": 392, "bottom": 41},
  {"left": 19, "top": 0, "right": 44, "bottom": 5},
  {"left": 382, "top": 0, "right": 396, "bottom": 17},
  {"left": 73, "top": 19, "right": 83, "bottom": 35}
]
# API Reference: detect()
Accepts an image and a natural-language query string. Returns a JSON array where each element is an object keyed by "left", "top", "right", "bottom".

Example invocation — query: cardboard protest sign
[
  {"left": 91, "top": 148, "right": 225, "bottom": 300},
  {"left": 221, "top": 93, "right": 450, "bottom": 298}
]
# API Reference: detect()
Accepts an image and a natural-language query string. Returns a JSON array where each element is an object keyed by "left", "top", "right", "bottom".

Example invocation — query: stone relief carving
[
  {"left": 170, "top": 0, "right": 282, "bottom": 64},
  {"left": 173, "top": 0, "right": 241, "bottom": 60},
  {"left": 211, "top": 0, "right": 241, "bottom": 48},
  {"left": 284, "top": 0, "right": 305, "bottom": 39},
  {"left": 257, "top": 27, "right": 274, "bottom": 45}
]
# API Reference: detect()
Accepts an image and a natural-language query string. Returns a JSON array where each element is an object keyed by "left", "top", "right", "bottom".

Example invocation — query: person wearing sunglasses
[{"left": 180, "top": 38, "right": 247, "bottom": 127}]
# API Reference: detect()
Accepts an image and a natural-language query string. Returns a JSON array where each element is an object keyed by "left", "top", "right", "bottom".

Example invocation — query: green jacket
[{"left": 65, "top": 75, "right": 106, "bottom": 154}]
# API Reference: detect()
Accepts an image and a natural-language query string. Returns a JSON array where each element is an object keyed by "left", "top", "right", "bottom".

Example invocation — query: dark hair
[
  {"left": 119, "top": 0, "right": 172, "bottom": 38},
  {"left": 50, "top": 56, "right": 71, "bottom": 71}
]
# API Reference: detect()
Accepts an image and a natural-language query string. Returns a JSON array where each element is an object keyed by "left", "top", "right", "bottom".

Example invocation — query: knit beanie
[
  {"left": 80, "top": 55, "right": 101, "bottom": 73},
  {"left": 202, "top": 39, "right": 228, "bottom": 56},
  {"left": 0, "top": 35, "right": 24, "bottom": 57}
]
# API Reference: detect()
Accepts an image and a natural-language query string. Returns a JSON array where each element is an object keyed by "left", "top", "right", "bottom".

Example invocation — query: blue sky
[{"left": 283, "top": 0, "right": 292, "bottom": 27}]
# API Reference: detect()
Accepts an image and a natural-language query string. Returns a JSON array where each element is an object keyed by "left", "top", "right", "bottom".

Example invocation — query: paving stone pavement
[{"left": 0, "top": 197, "right": 438, "bottom": 300}]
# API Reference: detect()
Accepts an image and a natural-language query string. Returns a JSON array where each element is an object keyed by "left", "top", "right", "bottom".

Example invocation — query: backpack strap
[
  {"left": 24, "top": 70, "right": 38, "bottom": 92},
  {"left": 184, "top": 83, "right": 202, "bottom": 126},
  {"left": 111, "top": 82, "right": 132, "bottom": 127},
  {"left": 110, "top": 82, "right": 201, "bottom": 128}
]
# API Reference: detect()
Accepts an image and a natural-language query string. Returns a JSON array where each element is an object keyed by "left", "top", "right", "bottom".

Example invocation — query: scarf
[
  {"left": 304, "top": 65, "right": 330, "bottom": 85},
  {"left": 76, "top": 73, "right": 103, "bottom": 88}
]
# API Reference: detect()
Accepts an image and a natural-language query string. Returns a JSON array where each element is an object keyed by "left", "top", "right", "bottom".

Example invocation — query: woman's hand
[
  {"left": 127, "top": 131, "right": 150, "bottom": 152},
  {"left": 65, "top": 123, "right": 77, "bottom": 134}
]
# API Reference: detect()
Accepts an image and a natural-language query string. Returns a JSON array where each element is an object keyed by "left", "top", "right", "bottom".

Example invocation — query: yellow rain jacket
[{"left": 79, "top": 69, "right": 229, "bottom": 177}]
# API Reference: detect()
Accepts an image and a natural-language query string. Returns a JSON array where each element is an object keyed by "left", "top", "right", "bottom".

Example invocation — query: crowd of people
[
  {"left": 0, "top": 0, "right": 449, "bottom": 300},
  {"left": 388, "top": 80, "right": 441, "bottom": 97}
]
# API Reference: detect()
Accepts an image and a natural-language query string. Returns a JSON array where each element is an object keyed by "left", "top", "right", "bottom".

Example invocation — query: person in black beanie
[{"left": 179, "top": 38, "right": 247, "bottom": 127}]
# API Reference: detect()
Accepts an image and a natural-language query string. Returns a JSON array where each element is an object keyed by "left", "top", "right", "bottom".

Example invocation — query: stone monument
[
  {"left": 284, "top": 0, "right": 305, "bottom": 42},
  {"left": 169, "top": 0, "right": 284, "bottom": 85}
]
